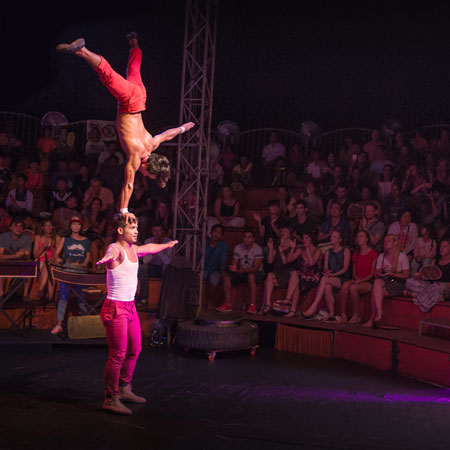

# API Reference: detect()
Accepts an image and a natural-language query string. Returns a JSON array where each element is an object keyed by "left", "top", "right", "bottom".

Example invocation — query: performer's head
[
  {"left": 146, "top": 153, "right": 170, "bottom": 188},
  {"left": 114, "top": 213, "right": 138, "bottom": 244}
]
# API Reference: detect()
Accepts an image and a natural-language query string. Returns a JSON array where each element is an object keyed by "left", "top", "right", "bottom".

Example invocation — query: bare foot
[
  {"left": 348, "top": 316, "right": 360, "bottom": 324},
  {"left": 339, "top": 315, "right": 348, "bottom": 323},
  {"left": 361, "top": 320, "right": 373, "bottom": 328}
]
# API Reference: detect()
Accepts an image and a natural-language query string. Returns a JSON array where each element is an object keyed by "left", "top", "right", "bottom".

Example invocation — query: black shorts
[{"left": 229, "top": 271, "right": 264, "bottom": 286}]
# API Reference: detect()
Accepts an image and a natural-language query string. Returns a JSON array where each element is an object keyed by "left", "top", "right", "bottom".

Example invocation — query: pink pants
[
  {"left": 100, "top": 299, "right": 142, "bottom": 399},
  {"left": 94, "top": 47, "right": 147, "bottom": 114}
]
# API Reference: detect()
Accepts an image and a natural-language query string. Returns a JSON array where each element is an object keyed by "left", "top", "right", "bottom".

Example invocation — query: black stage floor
[{"left": 1, "top": 331, "right": 450, "bottom": 450}]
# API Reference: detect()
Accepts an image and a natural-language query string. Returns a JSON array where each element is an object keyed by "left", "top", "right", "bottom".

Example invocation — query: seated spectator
[
  {"left": 326, "top": 183, "right": 351, "bottom": 219},
  {"left": 302, "top": 230, "right": 351, "bottom": 321},
  {"left": 137, "top": 223, "right": 174, "bottom": 306},
  {"left": 32, "top": 219, "right": 61, "bottom": 301},
  {"left": 52, "top": 195, "right": 81, "bottom": 236},
  {"left": 271, "top": 231, "right": 322, "bottom": 318},
  {"left": 84, "top": 127, "right": 107, "bottom": 164},
  {"left": 6, "top": 173, "right": 33, "bottom": 217},
  {"left": 347, "top": 166, "right": 364, "bottom": 202},
  {"left": 261, "top": 132, "right": 286, "bottom": 185},
  {"left": 2, "top": 121, "right": 23, "bottom": 158},
  {"left": 50, "top": 160, "right": 74, "bottom": 189},
  {"left": 83, "top": 177, "right": 114, "bottom": 213},
  {"left": 357, "top": 202, "right": 385, "bottom": 253},
  {"left": 260, "top": 228, "right": 296, "bottom": 314},
  {"left": 394, "top": 143, "right": 414, "bottom": 179},
  {"left": 353, "top": 150, "right": 371, "bottom": 183},
  {"left": 362, "top": 234, "right": 410, "bottom": 328},
  {"left": 271, "top": 156, "right": 288, "bottom": 187},
  {"left": 354, "top": 184, "right": 382, "bottom": 216},
  {"left": 25, "top": 159, "right": 44, "bottom": 193},
  {"left": 431, "top": 128, "right": 450, "bottom": 157},
  {"left": 339, "top": 135, "right": 361, "bottom": 168},
  {"left": 98, "top": 154, "right": 124, "bottom": 200},
  {"left": 410, "top": 224, "right": 437, "bottom": 275},
  {"left": 377, "top": 163, "right": 396, "bottom": 202},
  {"left": 0, "top": 204, "right": 11, "bottom": 234},
  {"left": 55, "top": 127, "right": 75, "bottom": 161},
  {"left": 152, "top": 200, "right": 173, "bottom": 236},
  {"left": 305, "top": 149, "right": 324, "bottom": 180},
  {"left": 207, "top": 185, "right": 245, "bottom": 236},
  {"left": 22, "top": 211, "right": 38, "bottom": 241},
  {"left": 301, "top": 180, "right": 324, "bottom": 226},
  {"left": 383, "top": 181, "right": 410, "bottom": 225},
  {"left": 96, "top": 140, "right": 125, "bottom": 174},
  {"left": 278, "top": 187, "right": 297, "bottom": 221},
  {"left": 434, "top": 159, "right": 450, "bottom": 188},
  {"left": 409, "top": 129, "right": 429, "bottom": 155},
  {"left": 253, "top": 199, "right": 286, "bottom": 248},
  {"left": 0, "top": 218, "right": 32, "bottom": 301},
  {"left": 73, "top": 163, "right": 91, "bottom": 200},
  {"left": 323, "top": 164, "right": 346, "bottom": 200},
  {"left": 51, "top": 216, "right": 91, "bottom": 334},
  {"left": 405, "top": 238, "right": 450, "bottom": 311},
  {"left": 338, "top": 230, "right": 378, "bottom": 323},
  {"left": 422, "top": 182, "right": 448, "bottom": 232},
  {"left": 81, "top": 197, "right": 106, "bottom": 269},
  {"left": 218, "top": 144, "right": 238, "bottom": 178},
  {"left": 317, "top": 202, "right": 351, "bottom": 245},
  {"left": 36, "top": 126, "right": 56, "bottom": 160},
  {"left": 209, "top": 156, "right": 224, "bottom": 203},
  {"left": 216, "top": 228, "right": 264, "bottom": 314},
  {"left": 49, "top": 176, "right": 73, "bottom": 211},
  {"left": 0, "top": 154, "right": 11, "bottom": 203},
  {"left": 363, "top": 128, "right": 383, "bottom": 162},
  {"left": 128, "top": 174, "right": 153, "bottom": 242},
  {"left": 287, "top": 200, "right": 316, "bottom": 244},
  {"left": 387, "top": 210, "right": 418, "bottom": 260},
  {"left": 401, "top": 163, "right": 427, "bottom": 212},
  {"left": 202, "top": 224, "right": 228, "bottom": 297},
  {"left": 368, "top": 144, "right": 393, "bottom": 187}
]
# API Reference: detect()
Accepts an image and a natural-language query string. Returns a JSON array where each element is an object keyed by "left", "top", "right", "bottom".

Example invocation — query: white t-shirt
[
  {"left": 262, "top": 142, "right": 286, "bottom": 162},
  {"left": 376, "top": 252, "right": 409, "bottom": 273},
  {"left": 233, "top": 243, "right": 264, "bottom": 269}
]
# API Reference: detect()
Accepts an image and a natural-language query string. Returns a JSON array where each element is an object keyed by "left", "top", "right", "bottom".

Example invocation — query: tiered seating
[{"left": 213, "top": 185, "right": 450, "bottom": 387}]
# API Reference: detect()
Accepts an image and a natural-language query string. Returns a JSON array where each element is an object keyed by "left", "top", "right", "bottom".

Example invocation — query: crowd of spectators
[
  {"left": 0, "top": 121, "right": 174, "bottom": 314},
  {"left": 209, "top": 128, "right": 450, "bottom": 326},
  {"left": 2, "top": 118, "right": 450, "bottom": 331}
]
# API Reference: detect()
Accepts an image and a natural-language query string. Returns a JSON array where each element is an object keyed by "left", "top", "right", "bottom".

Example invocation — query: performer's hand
[
  {"left": 180, "top": 122, "right": 195, "bottom": 133},
  {"left": 167, "top": 240, "right": 178, "bottom": 248},
  {"left": 122, "top": 212, "right": 137, "bottom": 225},
  {"left": 96, "top": 246, "right": 120, "bottom": 265}
]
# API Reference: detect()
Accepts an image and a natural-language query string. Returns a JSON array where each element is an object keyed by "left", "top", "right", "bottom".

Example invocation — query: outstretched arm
[
  {"left": 151, "top": 122, "right": 195, "bottom": 151},
  {"left": 135, "top": 240, "right": 178, "bottom": 258},
  {"left": 96, "top": 244, "right": 121, "bottom": 268}
]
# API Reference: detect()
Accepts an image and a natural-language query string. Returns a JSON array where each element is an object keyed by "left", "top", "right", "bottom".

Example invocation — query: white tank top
[{"left": 106, "top": 245, "right": 139, "bottom": 302}]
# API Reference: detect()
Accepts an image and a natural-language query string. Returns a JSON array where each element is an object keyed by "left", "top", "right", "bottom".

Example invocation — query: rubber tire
[{"left": 176, "top": 319, "right": 259, "bottom": 351}]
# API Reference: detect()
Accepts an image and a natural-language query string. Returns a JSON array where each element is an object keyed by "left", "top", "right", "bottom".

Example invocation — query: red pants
[
  {"left": 101, "top": 299, "right": 142, "bottom": 399},
  {"left": 94, "top": 48, "right": 147, "bottom": 114}
]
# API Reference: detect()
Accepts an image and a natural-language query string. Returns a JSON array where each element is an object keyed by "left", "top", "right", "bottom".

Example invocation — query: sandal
[
  {"left": 274, "top": 298, "right": 291, "bottom": 306},
  {"left": 284, "top": 310, "right": 296, "bottom": 318},
  {"left": 259, "top": 305, "right": 272, "bottom": 315}
]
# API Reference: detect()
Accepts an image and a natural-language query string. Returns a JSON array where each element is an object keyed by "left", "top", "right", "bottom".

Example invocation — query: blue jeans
[{"left": 57, "top": 282, "right": 88, "bottom": 321}]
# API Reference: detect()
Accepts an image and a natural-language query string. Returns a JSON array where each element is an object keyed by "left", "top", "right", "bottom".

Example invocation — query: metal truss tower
[{"left": 172, "top": 0, "right": 218, "bottom": 311}]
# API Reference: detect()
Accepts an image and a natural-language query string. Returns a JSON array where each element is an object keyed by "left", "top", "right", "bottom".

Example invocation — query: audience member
[
  {"left": 216, "top": 228, "right": 264, "bottom": 314},
  {"left": 317, "top": 202, "right": 351, "bottom": 245},
  {"left": 302, "top": 230, "right": 351, "bottom": 321},
  {"left": 207, "top": 185, "right": 245, "bottom": 236},
  {"left": 81, "top": 197, "right": 106, "bottom": 269},
  {"left": 410, "top": 224, "right": 437, "bottom": 275},
  {"left": 363, "top": 129, "right": 383, "bottom": 162},
  {"left": 6, "top": 173, "right": 33, "bottom": 216},
  {"left": 203, "top": 224, "right": 228, "bottom": 297},
  {"left": 357, "top": 202, "right": 386, "bottom": 253},
  {"left": 405, "top": 238, "right": 450, "bottom": 311},
  {"left": 0, "top": 154, "right": 11, "bottom": 202},
  {"left": 51, "top": 216, "right": 91, "bottom": 334},
  {"left": 338, "top": 230, "right": 378, "bottom": 323},
  {"left": 272, "top": 231, "right": 322, "bottom": 318},
  {"left": 287, "top": 200, "right": 316, "bottom": 244},
  {"left": 383, "top": 181, "right": 410, "bottom": 225},
  {"left": 32, "top": 219, "right": 61, "bottom": 301},
  {"left": 261, "top": 228, "right": 296, "bottom": 314},
  {"left": 50, "top": 176, "right": 73, "bottom": 211},
  {"left": 52, "top": 195, "right": 80, "bottom": 236},
  {"left": 128, "top": 174, "right": 153, "bottom": 241},
  {"left": 386, "top": 210, "right": 418, "bottom": 259},
  {"left": 261, "top": 132, "right": 286, "bottom": 185},
  {"left": 0, "top": 218, "right": 32, "bottom": 301},
  {"left": 362, "top": 234, "right": 410, "bottom": 328},
  {"left": 36, "top": 126, "right": 57, "bottom": 160},
  {"left": 55, "top": 127, "right": 75, "bottom": 161},
  {"left": 137, "top": 224, "right": 174, "bottom": 306},
  {"left": 73, "top": 163, "right": 92, "bottom": 200},
  {"left": 253, "top": 199, "right": 286, "bottom": 247},
  {"left": 83, "top": 177, "right": 114, "bottom": 212}
]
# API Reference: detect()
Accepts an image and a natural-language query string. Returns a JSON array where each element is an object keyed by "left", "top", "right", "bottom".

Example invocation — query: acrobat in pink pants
[
  {"left": 100, "top": 299, "right": 142, "bottom": 399},
  {"left": 94, "top": 47, "right": 147, "bottom": 114}
]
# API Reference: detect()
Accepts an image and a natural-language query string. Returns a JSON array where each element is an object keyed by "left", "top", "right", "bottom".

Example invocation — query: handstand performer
[
  {"left": 97, "top": 213, "right": 177, "bottom": 415},
  {"left": 56, "top": 33, "right": 194, "bottom": 217}
]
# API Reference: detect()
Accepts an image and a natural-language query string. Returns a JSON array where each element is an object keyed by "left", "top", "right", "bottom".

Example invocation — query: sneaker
[
  {"left": 51, "top": 324, "right": 63, "bottom": 335},
  {"left": 246, "top": 304, "right": 257, "bottom": 315},
  {"left": 216, "top": 303, "right": 232, "bottom": 312}
]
